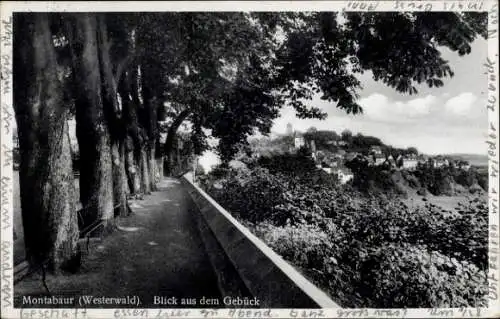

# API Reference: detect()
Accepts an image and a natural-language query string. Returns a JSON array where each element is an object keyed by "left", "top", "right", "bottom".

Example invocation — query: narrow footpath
[{"left": 14, "top": 178, "right": 222, "bottom": 308}]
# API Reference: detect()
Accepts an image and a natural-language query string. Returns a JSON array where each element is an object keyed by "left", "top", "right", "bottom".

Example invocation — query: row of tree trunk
[{"left": 14, "top": 13, "right": 165, "bottom": 272}]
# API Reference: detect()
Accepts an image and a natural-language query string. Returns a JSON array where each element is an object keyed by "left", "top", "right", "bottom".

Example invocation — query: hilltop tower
[{"left": 286, "top": 123, "right": 293, "bottom": 135}]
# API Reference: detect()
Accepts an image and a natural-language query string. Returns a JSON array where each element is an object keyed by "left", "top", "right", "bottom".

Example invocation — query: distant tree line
[
  {"left": 303, "top": 129, "right": 419, "bottom": 156},
  {"left": 345, "top": 159, "right": 488, "bottom": 197}
]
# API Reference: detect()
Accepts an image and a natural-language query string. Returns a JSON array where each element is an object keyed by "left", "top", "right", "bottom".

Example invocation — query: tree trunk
[
  {"left": 112, "top": 140, "right": 128, "bottom": 216},
  {"left": 120, "top": 64, "right": 149, "bottom": 196},
  {"left": 141, "top": 55, "right": 161, "bottom": 185},
  {"left": 139, "top": 78, "right": 159, "bottom": 190},
  {"left": 155, "top": 135, "right": 164, "bottom": 179},
  {"left": 125, "top": 136, "right": 141, "bottom": 195},
  {"left": 148, "top": 147, "right": 156, "bottom": 189},
  {"left": 69, "top": 13, "right": 114, "bottom": 231},
  {"left": 156, "top": 157, "right": 164, "bottom": 180},
  {"left": 139, "top": 146, "right": 151, "bottom": 194},
  {"left": 97, "top": 14, "right": 128, "bottom": 217},
  {"left": 13, "top": 13, "right": 80, "bottom": 271},
  {"left": 148, "top": 101, "right": 158, "bottom": 190},
  {"left": 164, "top": 110, "right": 191, "bottom": 175}
]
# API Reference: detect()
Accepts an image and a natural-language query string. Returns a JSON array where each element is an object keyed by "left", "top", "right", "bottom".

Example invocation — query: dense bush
[
  {"left": 250, "top": 222, "right": 367, "bottom": 307},
  {"left": 476, "top": 167, "right": 489, "bottom": 190},
  {"left": 256, "top": 149, "right": 331, "bottom": 184},
  {"left": 344, "top": 160, "right": 408, "bottom": 197},
  {"left": 206, "top": 167, "right": 289, "bottom": 224},
  {"left": 332, "top": 200, "right": 489, "bottom": 270},
  {"left": 344, "top": 158, "right": 487, "bottom": 196},
  {"left": 418, "top": 200, "right": 488, "bottom": 269},
  {"left": 360, "top": 243, "right": 487, "bottom": 308},
  {"left": 413, "top": 165, "right": 487, "bottom": 196},
  {"left": 249, "top": 222, "right": 487, "bottom": 308},
  {"left": 252, "top": 223, "right": 335, "bottom": 270},
  {"left": 402, "top": 170, "right": 420, "bottom": 188},
  {"left": 203, "top": 160, "right": 488, "bottom": 308}
]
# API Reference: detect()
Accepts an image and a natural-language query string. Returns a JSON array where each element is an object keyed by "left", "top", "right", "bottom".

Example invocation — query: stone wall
[{"left": 181, "top": 173, "right": 339, "bottom": 308}]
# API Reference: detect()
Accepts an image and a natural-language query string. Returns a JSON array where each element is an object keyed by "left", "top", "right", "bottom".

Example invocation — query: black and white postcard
[{"left": 1, "top": 1, "right": 499, "bottom": 318}]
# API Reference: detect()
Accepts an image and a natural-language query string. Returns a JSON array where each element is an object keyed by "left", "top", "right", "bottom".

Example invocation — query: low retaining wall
[{"left": 181, "top": 173, "right": 339, "bottom": 308}]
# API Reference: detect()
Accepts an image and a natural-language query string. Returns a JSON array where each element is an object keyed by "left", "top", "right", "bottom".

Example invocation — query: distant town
[{"left": 248, "top": 123, "right": 476, "bottom": 185}]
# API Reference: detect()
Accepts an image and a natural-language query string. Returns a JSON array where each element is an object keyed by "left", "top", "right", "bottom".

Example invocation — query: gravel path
[{"left": 14, "top": 178, "right": 221, "bottom": 308}]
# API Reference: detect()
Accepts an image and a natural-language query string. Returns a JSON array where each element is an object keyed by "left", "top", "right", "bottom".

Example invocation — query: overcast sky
[{"left": 272, "top": 38, "right": 489, "bottom": 156}]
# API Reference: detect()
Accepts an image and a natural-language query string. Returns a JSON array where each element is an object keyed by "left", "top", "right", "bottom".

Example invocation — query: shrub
[
  {"left": 360, "top": 243, "right": 487, "bottom": 308},
  {"left": 252, "top": 223, "right": 335, "bottom": 270},
  {"left": 250, "top": 222, "right": 367, "bottom": 307},
  {"left": 251, "top": 222, "right": 487, "bottom": 308},
  {"left": 257, "top": 152, "right": 316, "bottom": 175},
  {"left": 454, "top": 169, "right": 477, "bottom": 188},
  {"left": 476, "top": 169, "right": 488, "bottom": 190},
  {"left": 209, "top": 167, "right": 289, "bottom": 224},
  {"left": 202, "top": 160, "right": 488, "bottom": 307},
  {"left": 469, "top": 183, "right": 484, "bottom": 194},
  {"left": 404, "top": 172, "right": 421, "bottom": 188}
]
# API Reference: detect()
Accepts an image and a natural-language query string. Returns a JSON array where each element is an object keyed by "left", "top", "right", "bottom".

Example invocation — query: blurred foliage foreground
[{"left": 200, "top": 157, "right": 488, "bottom": 308}]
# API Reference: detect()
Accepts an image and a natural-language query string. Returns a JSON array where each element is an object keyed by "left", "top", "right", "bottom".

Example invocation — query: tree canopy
[
  {"left": 239, "top": 12, "right": 484, "bottom": 160},
  {"left": 95, "top": 11, "right": 488, "bottom": 163}
]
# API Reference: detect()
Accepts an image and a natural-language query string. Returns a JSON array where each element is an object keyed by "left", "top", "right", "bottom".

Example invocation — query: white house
[
  {"left": 294, "top": 136, "right": 305, "bottom": 148},
  {"left": 402, "top": 157, "right": 419, "bottom": 170},
  {"left": 370, "top": 146, "right": 383, "bottom": 155},
  {"left": 374, "top": 154, "right": 386, "bottom": 165},
  {"left": 433, "top": 158, "right": 448, "bottom": 168},
  {"left": 294, "top": 134, "right": 305, "bottom": 149},
  {"left": 337, "top": 140, "right": 348, "bottom": 147},
  {"left": 326, "top": 140, "right": 337, "bottom": 145},
  {"left": 335, "top": 168, "right": 354, "bottom": 184}
]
